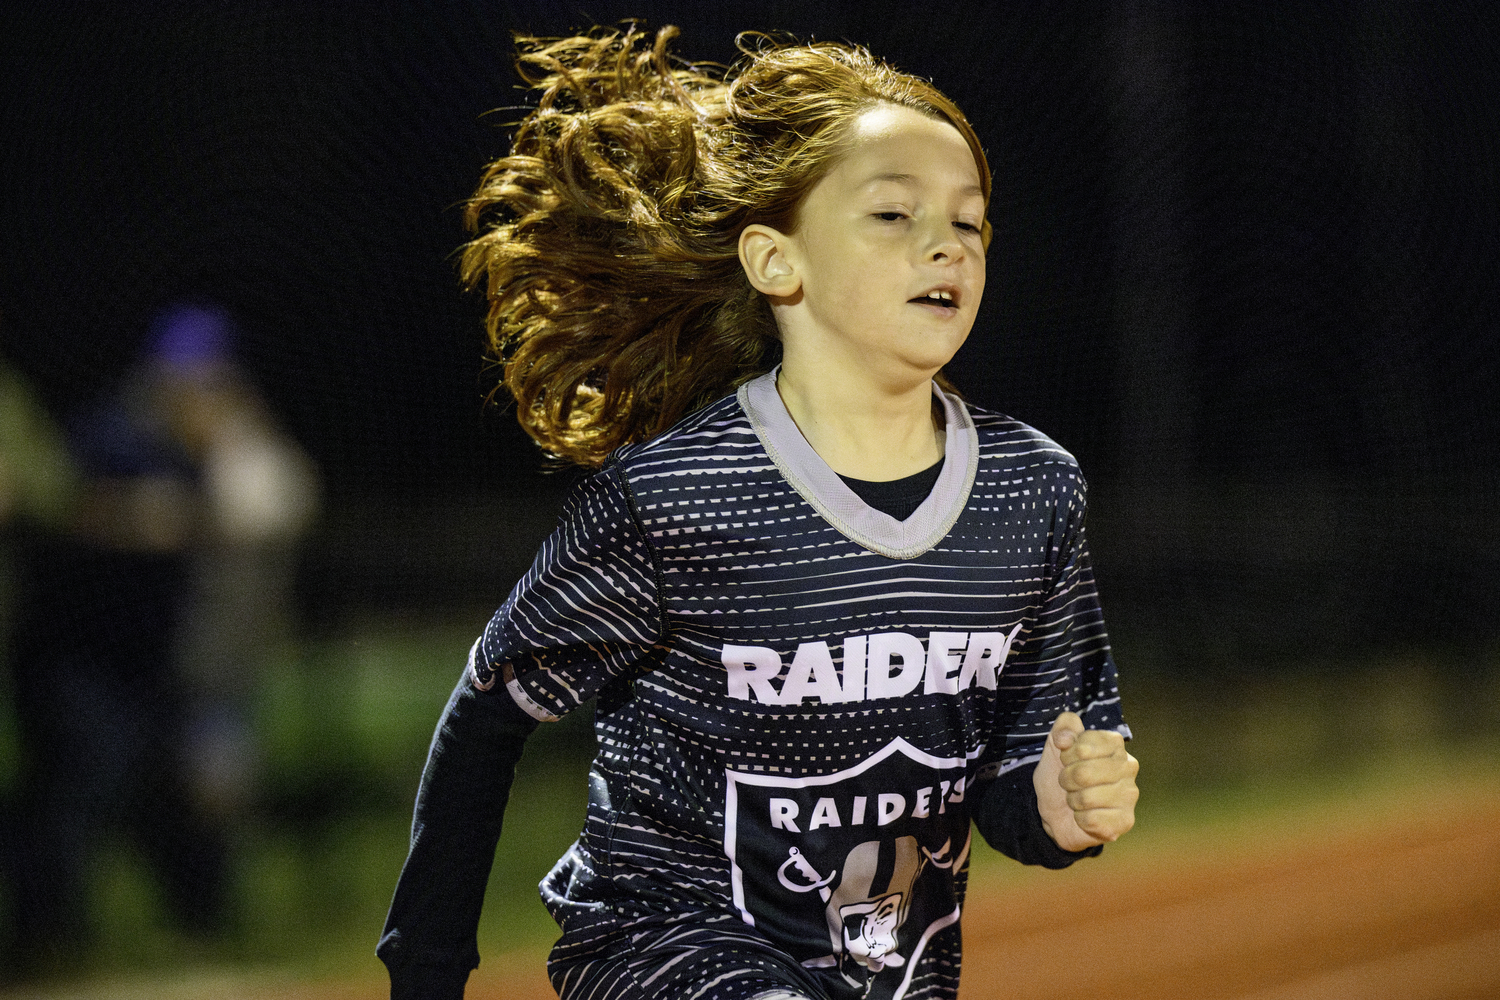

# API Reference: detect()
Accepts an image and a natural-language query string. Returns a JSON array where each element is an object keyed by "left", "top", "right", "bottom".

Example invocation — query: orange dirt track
[{"left": 458, "top": 788, "right": 1500, "bottom": 1000}]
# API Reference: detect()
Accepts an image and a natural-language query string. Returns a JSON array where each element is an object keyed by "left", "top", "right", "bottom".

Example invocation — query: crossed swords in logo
[
  {"left": 776, "top": 840, "right": 956, "bottom": 901},
  {"left": 777, "top": 847, "right": 837, "bottom": 900}
]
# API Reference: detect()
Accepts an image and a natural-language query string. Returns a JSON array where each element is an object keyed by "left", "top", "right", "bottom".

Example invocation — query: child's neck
[{"left": 775, "top": 365, "right": 944, "bottom": 482}]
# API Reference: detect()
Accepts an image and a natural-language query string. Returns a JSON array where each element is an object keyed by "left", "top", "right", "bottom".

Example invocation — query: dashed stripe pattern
[
  {"left": 480, "top": 393, "right": 1126, "bottom": 1000},
  {"left": 545, "top": 910, "right": 833, "bottom": 1000}
]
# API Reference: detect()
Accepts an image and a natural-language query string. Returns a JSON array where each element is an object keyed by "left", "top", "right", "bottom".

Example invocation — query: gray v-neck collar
[{"left": 737, "top": 369, "right": 978, "bottom": 560}]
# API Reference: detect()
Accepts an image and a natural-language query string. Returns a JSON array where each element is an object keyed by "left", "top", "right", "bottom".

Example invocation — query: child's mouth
[{"left": 910, "top": 290, "right": 960, "bottom": 312}]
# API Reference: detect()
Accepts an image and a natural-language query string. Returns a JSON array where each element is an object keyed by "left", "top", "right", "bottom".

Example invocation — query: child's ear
[{"left": 738, "top": 225, "right": 800, "bottom": 297}]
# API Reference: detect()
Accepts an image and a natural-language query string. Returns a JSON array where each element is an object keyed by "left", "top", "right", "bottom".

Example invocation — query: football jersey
[{"left": 466, "top": 371, "right": 1128, "bottom": 1000}]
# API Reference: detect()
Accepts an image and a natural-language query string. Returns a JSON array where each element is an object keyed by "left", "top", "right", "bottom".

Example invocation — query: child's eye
[
  {"left": 954, "top": 221, "right": 980, "bottom": 233},
  {"left": 874, "top": 211, "right": 908, "bottom": 222}
]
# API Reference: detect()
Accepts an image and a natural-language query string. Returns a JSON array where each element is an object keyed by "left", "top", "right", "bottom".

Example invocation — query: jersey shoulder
[
  {"left": 965, "top": 402, "right": 1087, "bottom": 488},
  {"left": 609, "top": 391, "right": 767, "bottom": 480}
]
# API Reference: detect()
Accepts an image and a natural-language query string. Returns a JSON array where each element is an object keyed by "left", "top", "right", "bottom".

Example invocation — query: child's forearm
[{"left": 378, "top": 671, "right": 538, "bottom": 999}]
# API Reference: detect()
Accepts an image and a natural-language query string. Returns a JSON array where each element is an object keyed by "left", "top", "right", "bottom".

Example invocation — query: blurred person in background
[
  {"left": 153, "top": 303, "right": 320, "bottom": 833},
  {"left": 1, "top": 301, "right": 317, "bottom": 974}
]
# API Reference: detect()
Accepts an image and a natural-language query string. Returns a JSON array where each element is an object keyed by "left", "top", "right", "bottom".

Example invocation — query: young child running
[{"left": 379, "top": 25, "right": 1139, "bottom": 1000}]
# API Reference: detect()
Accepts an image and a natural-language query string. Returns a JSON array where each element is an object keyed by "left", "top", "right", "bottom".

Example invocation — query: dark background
[{"left": 4, "top": 1, "right": 1498, "bottom": 665}]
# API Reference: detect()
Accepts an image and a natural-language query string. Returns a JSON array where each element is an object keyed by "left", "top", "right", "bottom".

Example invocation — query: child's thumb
[{"left": 1048, "top": 711, "right": 1085, "bottom": 752}]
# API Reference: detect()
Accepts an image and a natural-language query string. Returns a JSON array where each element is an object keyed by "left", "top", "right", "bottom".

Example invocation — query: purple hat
[{"left": 147, "top": 303, "right": 236, "bottom": 369}]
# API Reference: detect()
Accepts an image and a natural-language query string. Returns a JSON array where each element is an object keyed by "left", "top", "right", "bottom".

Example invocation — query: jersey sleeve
[
  {"left": 1044, "top": 495, "right": 1128, "bottom": 738},
  {"left": 473, "top": 462, "right": 666, "bottom": 721},
  {"left": 973, "top": 474, "right": 1128, "bottom": 862},
  {"left": 981, "top": 474, "right": 1129, "bottom": 779}
]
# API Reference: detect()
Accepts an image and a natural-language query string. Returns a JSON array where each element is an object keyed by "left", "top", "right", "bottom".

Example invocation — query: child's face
[{"left": 776, "top": 103, "right": 987, "bottom": 385}]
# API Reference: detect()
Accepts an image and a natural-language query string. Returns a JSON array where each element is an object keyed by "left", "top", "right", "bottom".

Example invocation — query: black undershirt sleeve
[
  {"left": 377, "top": 672, "right": 539, "bottom": 1000},
  {"left": 970, "top": 761, "right": 1102, "bottom": 869}
]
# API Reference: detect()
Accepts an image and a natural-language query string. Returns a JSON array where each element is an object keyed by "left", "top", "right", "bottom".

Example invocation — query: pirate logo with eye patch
[{"left": 725, "top": 738, "right": 976, "bottom": 1000}]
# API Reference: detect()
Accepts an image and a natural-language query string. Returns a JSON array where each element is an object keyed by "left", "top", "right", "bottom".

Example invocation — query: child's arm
[
  {"left": 379, "top": 464, "right": 663, "bottom": 999},
  {"left": 377, "top": 670, "right": 539, "bottom": 1000},
  {"left": 1033, "top": 711, "right": 1139, "bottom": 851}
]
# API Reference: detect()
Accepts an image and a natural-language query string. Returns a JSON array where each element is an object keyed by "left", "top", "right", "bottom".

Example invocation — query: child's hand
[{"left": 1033, "top": 711, "right": 1139, "bottom": 852}]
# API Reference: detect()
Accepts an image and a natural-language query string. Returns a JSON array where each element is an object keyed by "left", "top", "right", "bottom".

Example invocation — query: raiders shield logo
[{"left": 724, "top": 738, "right": 978, "bottom": 999}]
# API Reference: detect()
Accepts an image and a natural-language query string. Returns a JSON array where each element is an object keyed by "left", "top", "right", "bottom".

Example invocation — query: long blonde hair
[{"left": 462, "top": 24, "right": 990, "bottom": 466}]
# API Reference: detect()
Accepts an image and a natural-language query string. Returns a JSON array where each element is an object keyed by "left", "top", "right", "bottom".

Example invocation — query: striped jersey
[{"left": 469, "top": 371, "right": 1128, "bottom": 1000}]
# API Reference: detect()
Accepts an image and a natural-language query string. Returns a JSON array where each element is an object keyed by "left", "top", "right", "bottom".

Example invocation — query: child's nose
[
  {"left": 927, "top": 234, "right": 964, "bottom": 264},
  {"left": 922, "top": 220, "right": 965, "bottom": 263}
]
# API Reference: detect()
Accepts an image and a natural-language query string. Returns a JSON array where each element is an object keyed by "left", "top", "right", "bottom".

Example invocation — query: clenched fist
[{"left": 1034, "top": 711, "right": 1139, "bottom": 852}]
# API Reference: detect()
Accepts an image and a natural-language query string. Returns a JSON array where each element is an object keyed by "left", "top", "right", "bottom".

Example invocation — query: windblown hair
[{"left": 462, "top": 24, "right": 991, "bottom": 467}]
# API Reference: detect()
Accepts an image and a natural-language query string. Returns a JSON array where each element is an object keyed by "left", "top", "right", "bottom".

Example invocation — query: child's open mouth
[{"left": 910, "top": 288, "right": 960, "bottom": 311}]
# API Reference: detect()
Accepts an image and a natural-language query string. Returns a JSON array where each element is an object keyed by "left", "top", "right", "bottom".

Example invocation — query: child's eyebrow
[{"left": 863, "top": 172, "right": 984, "bottom": 197}]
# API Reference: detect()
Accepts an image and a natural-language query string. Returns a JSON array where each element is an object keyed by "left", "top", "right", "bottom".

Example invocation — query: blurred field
[{"left": 2, "top": 621, "right": 1497, "bottom": 999}]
